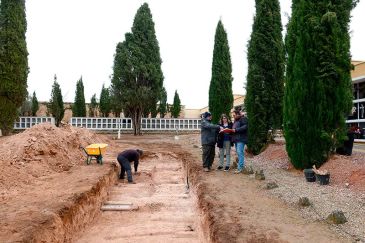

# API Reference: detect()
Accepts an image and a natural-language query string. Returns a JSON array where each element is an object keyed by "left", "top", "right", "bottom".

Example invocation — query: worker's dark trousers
[
  {"left": 202, "top": 144, "right": 215, "bottom": 169},
  {"left": 117, "top": 155, "right": 133, "bottom": 182}
]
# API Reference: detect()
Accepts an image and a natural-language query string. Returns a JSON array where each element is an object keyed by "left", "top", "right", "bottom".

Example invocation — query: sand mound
[{"left": 0, "top": 123, "right": 107, "bottom": 190}]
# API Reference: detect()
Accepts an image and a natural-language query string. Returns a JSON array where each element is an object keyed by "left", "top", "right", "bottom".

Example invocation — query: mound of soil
[
  {"left": 0, "top": 123, "right": 107, "bottom": 192},
  {"left": 254, "top": 142, "right": 365, "bottom": 192}
]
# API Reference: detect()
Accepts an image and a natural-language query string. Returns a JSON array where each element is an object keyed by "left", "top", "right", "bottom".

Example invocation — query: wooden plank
[{"left": 101, "top": 204, "right": 139, "bottom": 211}]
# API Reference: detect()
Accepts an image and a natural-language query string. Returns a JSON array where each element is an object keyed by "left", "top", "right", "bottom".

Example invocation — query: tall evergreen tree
[
  {"left": 48, "top": 75, "right": 64, "bottom": 127},
  {"left": 99, "top": 84, "right": 111, "bottom": 117},
  {"left": 208, "top": 20, "right": 233, "bottom": 124},
  {"left": 0, "top": 0, "right": 28, "bottom": 134},
  {"left": 89, "top": 94, "right": 98, "bottom": 117},
  {"left": 72, "top": 77, "right": 86, "bottom": 117},
  {"left": 31, "top": 91, "right": 39, "bottom": 116},
  {"left": 171, "top": 90, "right": 181, "bottom": 118},
  {"left": 245, "top": 0, "right": 285, "bottom": 155},
  {"left": 284, "top": 0, "right": 356, "bottom": 169},
  {"left": 158, "top": 87, "right": 168, "bottom": 118},
  {"left": 111, "top": 3, "right": 164, "bottom": 135}
]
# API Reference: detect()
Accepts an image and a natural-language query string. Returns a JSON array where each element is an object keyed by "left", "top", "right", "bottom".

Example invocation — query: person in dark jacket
[
  {"left": 117, "top": 149, "right": 143, "bottom": 183},
  {"left": 231, "top": 110, "right": 248, "bottom": 173},
  {"left": 216, "top": 114, "right": 233, "bottom": 171},
  {"left": 201, "top": 111, "right": 221, "bottom": 172}
]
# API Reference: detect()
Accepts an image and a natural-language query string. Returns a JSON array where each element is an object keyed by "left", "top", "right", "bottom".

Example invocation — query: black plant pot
[
  {"left": 303, "top": 168, "right": 316, "bottom": 182},
  {"left": 316, "top": 174, "right": 330, "bottom": 185}
]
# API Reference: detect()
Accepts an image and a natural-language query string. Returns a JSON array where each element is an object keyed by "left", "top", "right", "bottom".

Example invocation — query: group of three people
[{"left": 201, "top": 109, "right": 248, "bottom": 173}]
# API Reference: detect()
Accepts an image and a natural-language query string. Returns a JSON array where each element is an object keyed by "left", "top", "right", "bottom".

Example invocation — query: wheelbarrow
[{"left": 80, "top": 143, "right": 108, "bottom": 165}]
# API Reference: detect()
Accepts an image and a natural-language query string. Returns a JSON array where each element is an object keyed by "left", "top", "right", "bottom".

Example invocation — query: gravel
[{"left": 247, "top": 145, "right": 365, "bottom": 242}]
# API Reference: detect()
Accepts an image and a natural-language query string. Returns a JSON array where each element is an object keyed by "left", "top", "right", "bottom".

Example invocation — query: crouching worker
[{"left": 117, "top": 149, "right": 143, "bottom": 184}]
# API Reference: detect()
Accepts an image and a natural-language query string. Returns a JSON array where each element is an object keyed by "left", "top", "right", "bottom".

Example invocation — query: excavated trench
[{"left": 72, "top": 151, "right": 208, "bottom": 242}]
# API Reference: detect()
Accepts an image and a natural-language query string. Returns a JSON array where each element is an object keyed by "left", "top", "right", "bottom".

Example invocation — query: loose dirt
[{"left": 0, "top": 124, "right": 117, "bottom": 242}]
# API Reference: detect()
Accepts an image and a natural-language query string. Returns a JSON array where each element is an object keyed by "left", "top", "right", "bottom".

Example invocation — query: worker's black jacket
[{"left": 117, "top": 150, "right": 140, "bottom": 172}]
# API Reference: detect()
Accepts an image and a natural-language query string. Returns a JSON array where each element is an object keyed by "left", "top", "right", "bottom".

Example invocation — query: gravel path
[{"left": 248, "top": 151, "right": 365, "bottom": 242}]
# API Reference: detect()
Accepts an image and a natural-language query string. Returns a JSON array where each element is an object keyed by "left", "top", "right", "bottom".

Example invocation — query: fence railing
[
  {"left": 14, "top": 117, "right": 201, "bottom": 131},
  {"left": 14, "top": 117, "right": 55, "bottom": 129}
]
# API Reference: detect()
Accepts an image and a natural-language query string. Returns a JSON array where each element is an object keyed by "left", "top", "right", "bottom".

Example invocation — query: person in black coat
[
  {"left": 231, "top": 110, "right": 248, "bottom": 173},
  {"left": 117, "top": 149, "right": 143, "bottom": 183},
  {"left": 201, "top": 111, "right": 221, "bottom": 172},
  {"left": 216, "top": 114, "right": 233, "bottom": 171}
]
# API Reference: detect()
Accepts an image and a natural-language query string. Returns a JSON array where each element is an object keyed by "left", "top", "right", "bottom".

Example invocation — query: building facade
[{"left": 347, "top": 61, "right": 365, "bottom": 133}]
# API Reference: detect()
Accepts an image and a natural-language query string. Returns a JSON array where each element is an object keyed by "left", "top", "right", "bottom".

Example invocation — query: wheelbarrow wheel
[
  {"left": 97, "top": 156, "right": 103, "bottom": 165},
  {"left": 86, "top": 156, "right": 92, "bottom": 165}
]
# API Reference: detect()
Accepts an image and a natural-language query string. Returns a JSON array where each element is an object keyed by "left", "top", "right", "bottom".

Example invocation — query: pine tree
[
  {"left": 0, "top": 0, "right": 28, "bottom": 134},
  {"left": 245, "top": 0, "right": 285, "bottom": 155},
  {"left": 111, "top": 3, "right": 164, "bottom": 135},
  {"left": 99, "top": 84, "right": 111, "bottom": 117},
  {"left": 72, "top": 77, "right": 86, "bottom": 117},
  {"left": 31, "top": 91, "right": 39, "bottom": 116},
  {"left": 284, "top": 0, "right": 356, "bottom": 169},
  {"left": 89, "top": 94, "right": 98, "bottom": 117},
  {"left": 158, "top": 87, "right": 168, "bottom": 118},
  {"left": 208, "top": 20, "right": 233, "bottom": 124},
  {"left": 48, "top": 75, "right": 64, "bottom": 127},
  {"left": 171, "top": 90, "right": 181, "bottom": 118}
]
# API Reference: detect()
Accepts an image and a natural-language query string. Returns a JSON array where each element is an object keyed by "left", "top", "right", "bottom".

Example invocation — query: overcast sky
[{"left": 26, "top": 0, "right": 365, "bottom": 109}]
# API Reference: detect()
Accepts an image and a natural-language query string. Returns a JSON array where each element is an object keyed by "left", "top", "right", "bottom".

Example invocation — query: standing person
[
  {"left": 231, "top": 109, "right": 248, "bottom": 173},
  {"left": 117, "top": 149, "right": 143, "bottom": 183},
  {"left": 201, "top": 111, "right": 221, "bottom": 172},
  {"left": 216, "top": 114, "right": 233, "bottom": 171}
]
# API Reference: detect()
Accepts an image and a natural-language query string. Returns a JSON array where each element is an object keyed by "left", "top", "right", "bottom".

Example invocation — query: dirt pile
[
  {"left": 0, "top": 123, "right": 107, "bottom": 191},
  {"left": 253, "top": 142, "right": 365, "bottom": 191}
]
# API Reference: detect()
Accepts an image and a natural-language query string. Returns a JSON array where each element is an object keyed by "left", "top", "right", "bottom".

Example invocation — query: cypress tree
[
  {"left": 48, "top": 75, "right": 64, "bottom": 127},
  {"left": 99, "top": 84, "right": 110, "bottom": 117},
  {"left": 284, "top": 0, "right": 356, "bottom": 169},
  {"left": 208, "top": 20, "right": 233, "bottom": 124},
  {"left": 245, "top": 0, "right": 285, "bottom": 155},
  {"left": 158, "top": 87, "right": 167, "bottom": 118},
  {"left": 89, "top": 94, "right": 98, "bottom": 117},
  {"left": 171, "top": 90, "right": 181, "bottom": 118},
  {"left": 0, "top": 0, "right": 28, "bottom": 134},
  {"left": 72, "top": 77, "right": 86, "bottom": 117},
  {"left": 31, "top": 91, "right": 39, "bottom": 116},
  {"left": 111, "top": 3, "right": 164, "bottom": 135}
]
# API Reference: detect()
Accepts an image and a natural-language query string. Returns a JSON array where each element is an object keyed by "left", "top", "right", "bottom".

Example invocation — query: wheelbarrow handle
[{"left": 79, "top": 145, "right": 88, "bottom": 155}]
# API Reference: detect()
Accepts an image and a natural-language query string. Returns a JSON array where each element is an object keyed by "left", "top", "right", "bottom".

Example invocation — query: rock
[
  {"left": 266, "top": 182, "right": 278, "bottom": 190},
  {"left": 255, "top": 170, "right": 265, "bottom": 180},
  {"left": 345, "top": 183, "right": 350, "bottom": 188},
  {"left": 298, "top": 197, "right": 311, "bottom": 207},
  {"left": 242, "top": 166, "right": 254, "bottom": 175},
  {"left": 326, "top": 210, "right": 347, "bottom": 224},
  {"left": 49, "top": 149, "right": 57, "bottom": 155}
]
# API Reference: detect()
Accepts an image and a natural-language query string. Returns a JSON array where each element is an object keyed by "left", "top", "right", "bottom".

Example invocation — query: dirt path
[{"left": 74, "top": 144, "right": 203, "bottom": 242}]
